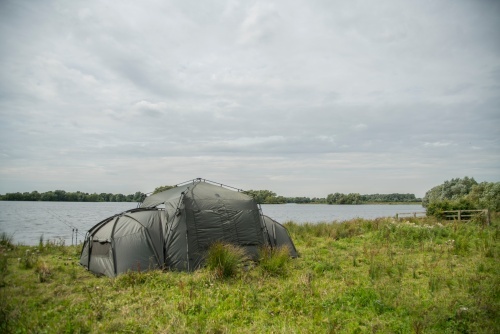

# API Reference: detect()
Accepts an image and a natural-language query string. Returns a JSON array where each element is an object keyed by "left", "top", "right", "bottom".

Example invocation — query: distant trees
[
  {"left": 244, "top": 190, "right": 286, "bottom": 204},
  {"left": 244, "top": 190, "right": 328, "bottom": 204},
  {"left": 326, "top": 192, "right": 420, "bottom": 205},
  {"left": 326, "top": 193, "right": 362, "bottom": 205},
  {"left": 361, "top": 193, "right": 418, "bottom": 203},
  {"left": 0, "top": 190, "right": 146, "bottom": 202},
  {"left": 423, "top": 177, "right": 500, "bottom": 214}
]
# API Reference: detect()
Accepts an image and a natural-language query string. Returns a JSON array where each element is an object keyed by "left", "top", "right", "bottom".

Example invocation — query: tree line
[
  {"left": 243, "top": 190, "right": 326, "bottom": 204},
  {"left": 242, "top": 190, "right": 420, "bottom": 204},
  {"left": 0, "top": 190, "right": 146, "bottom": 202},
  {"left": 0, "top": 187, "right": 420, "bottom": 205}
]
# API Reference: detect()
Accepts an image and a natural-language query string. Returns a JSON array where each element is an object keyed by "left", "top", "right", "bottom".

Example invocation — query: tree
[
  {"left": 422, "top": 177, "right": 477, "bottom": 207},
  {"left": 467, "top": 182, "right": 500, "bottom": 212},
  {"left": 153, "top": 185, "right": 174, "bottom": 194},
  {"left": 244, "top": 190, "right": 277, "bottom": 204}
]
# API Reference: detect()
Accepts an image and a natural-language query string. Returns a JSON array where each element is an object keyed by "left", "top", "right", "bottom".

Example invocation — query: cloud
[{"left": 0, "top": 0, "right": 499, "bottom": 198}]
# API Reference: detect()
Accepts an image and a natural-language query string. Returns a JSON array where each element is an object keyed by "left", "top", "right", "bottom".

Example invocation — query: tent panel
[
  {"left": 274, "top": 224, "right": 298, "bottom": 258},
  {"left": 79, "top": 241, "right": 90, "bottom": 268},
  {"left": 113, "top": 217, "right": 143, "bottom": 238},
  {"left": 140, "top": 184, "right": 191, "bottom": 208},
  {"left": 88, "top": 249, "right": 115, "bottom": 277},
  {"left": 263, "top": 215, "right": 298, "bottom": 258},
  {"left": 164, "top": 213, "right": 190, "bottom": 271},
  {"left": 92, "top": 218, "right": 116, "bottom": 241},
  {"left": 114, "top": 231, "right": 161, "bottom": 274}
]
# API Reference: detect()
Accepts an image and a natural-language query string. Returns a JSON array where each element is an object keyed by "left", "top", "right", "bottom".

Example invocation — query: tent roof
[{"left": 140, "top": 179, "right": 251, "bottom": 208}]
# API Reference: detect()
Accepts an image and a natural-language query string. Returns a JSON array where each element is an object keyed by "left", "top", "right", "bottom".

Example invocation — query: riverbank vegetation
[
  {"left": 0, "top": 188, "right": 420, "bottom": 205},
  {"left": 423, "top": 177, "right": 500, "bottom": 215},
  {"left": 1, "top": 214, "right": 498, "bottom": 333}
]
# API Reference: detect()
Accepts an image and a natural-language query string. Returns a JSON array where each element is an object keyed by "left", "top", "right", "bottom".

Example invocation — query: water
[
  {"left": 0, "top": 201, "right": 138, "bottom": 246},
  {"left": 260, "top": 203, "right": 425, "bottom": 223},
  {"left": 0, "top": 201, "right": 424, "bottom": 245}
]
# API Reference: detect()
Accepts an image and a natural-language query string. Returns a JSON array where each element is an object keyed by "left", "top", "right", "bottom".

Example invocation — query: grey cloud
[{"left": 0, "top": 0, "right": 499, "bottom": 196}]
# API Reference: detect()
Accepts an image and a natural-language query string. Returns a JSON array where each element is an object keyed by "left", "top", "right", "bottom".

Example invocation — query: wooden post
[{"left": 457, "top": 210, "right": 461, "bottom": 221}]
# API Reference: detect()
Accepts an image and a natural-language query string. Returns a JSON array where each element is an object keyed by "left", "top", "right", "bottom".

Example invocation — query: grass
[
  {"left": 205, "top": 241, "right": 248, "bottom": 279},
  {"left": 1, "top": 214, "right": 499, "bottom": 333}
]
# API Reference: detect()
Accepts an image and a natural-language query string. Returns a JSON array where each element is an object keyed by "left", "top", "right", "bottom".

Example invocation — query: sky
[{"left": 0, "top": 0, "right": 499, "bottom": 198}]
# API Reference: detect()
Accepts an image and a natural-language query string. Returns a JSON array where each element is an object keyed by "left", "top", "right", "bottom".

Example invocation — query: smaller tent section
[
  {"left": 80, "top": 208, "right": 165, "bottom": 277},
  {"left": 263, "top": 215, "right": 298, "bottom": 258}
]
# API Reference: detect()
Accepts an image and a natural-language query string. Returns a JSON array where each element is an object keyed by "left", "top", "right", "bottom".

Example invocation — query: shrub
[{"left": 205, "top": 242, "right": 247, "bottom": 279}]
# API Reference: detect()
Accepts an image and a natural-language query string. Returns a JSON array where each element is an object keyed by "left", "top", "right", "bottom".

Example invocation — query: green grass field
[{"left": 1, "top": 214, "right": 498, "bottom": 333}]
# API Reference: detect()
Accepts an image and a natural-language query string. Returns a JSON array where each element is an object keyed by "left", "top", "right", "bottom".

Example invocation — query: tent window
[{"left": 92, "top": 241, "right": 111, "bottom": 256}]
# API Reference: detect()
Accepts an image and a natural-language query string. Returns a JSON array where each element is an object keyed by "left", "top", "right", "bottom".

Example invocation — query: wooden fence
[
  {"left": 395, "top": 209, "right": 490, "bottom": 225},
  {"left": 442, "top": 209, "right": 490, "bottom": 225}
]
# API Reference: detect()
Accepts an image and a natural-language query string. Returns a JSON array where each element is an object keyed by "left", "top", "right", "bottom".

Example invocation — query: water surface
[{"left": 0, "top": 201, "right": 424, "bottom": 245}]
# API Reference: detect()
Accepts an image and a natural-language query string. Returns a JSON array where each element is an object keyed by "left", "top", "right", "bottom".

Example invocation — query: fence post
[
  {"left": 485, "top": 209, "right": 490, "bottom": 226},
  {"left": 457, "top": 210, "right": 461, "bottom": 221}
]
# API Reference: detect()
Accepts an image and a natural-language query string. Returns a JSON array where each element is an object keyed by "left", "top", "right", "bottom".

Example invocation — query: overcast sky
[{"left": 0, "top": 0, "right": 499, "bottom": 198}]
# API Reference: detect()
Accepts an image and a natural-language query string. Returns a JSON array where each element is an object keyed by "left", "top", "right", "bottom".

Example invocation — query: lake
[{"left": 0, "top": 201, "right": 424, "bottom": 245}]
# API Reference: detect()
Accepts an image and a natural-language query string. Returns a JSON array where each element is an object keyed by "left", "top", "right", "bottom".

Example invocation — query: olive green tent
[
  {"left": 262, "top": 215, "right": 298, "bottom": 258},
  {"left": 80, "top": 179, "right": 297, "bottom": 277}
]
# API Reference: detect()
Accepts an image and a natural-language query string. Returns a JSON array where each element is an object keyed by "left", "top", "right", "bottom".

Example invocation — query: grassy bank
[{"left": 1, "top": 215, "right": 499, "bottom": 333}]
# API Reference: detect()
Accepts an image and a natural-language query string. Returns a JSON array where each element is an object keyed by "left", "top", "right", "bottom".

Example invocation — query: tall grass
[
  {"left": 0, "top": 232, "right": 14, "bottom": 249},
  {"left": 205, "top": 241, "right": 247, "bottom": 279},
  {"left": 258, "top": 245, "right": 290, "bottom": 276},
  {"left": 0, "top": 215, "right": 498, "bottom": 333}
]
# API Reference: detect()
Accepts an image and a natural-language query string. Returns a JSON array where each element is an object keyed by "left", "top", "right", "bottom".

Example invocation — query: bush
[{"left": 205, "top": 242, "right": 247, "bottom": 279}]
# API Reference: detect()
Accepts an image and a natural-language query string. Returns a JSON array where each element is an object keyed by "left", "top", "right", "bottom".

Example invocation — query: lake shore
[{"left": 1, "top": 215, "right": 498, "bottom": 333}]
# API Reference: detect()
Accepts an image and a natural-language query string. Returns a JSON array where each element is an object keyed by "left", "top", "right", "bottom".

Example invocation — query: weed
[
  {"left": 19, "top": 249, "right": 38, "bottom": 269},
  {"left": 428, "top": 273, "right": 443, "bottom": 293},
  {"left": 35, "top": 261, "right": 52, "bottom": 283},
  {"left": 0, "top": 255, "right": 7, "bottom": 287},
  {"left": 85, "top": 286, "right": 105, "bottom": 320},
  {"left": 368, "top": 260, "right": 384, "bottom": 281},
  {"left": 38, "top": 234, "right": 44, "bottom": 252}
]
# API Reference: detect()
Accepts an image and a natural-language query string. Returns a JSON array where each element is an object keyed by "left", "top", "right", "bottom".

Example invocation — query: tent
[
  {"left": 80, "top": 179, "right": 297, "bottom": 277},
  {"left": 262, "top": 215, "right": 298, "bottom": 258}
]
